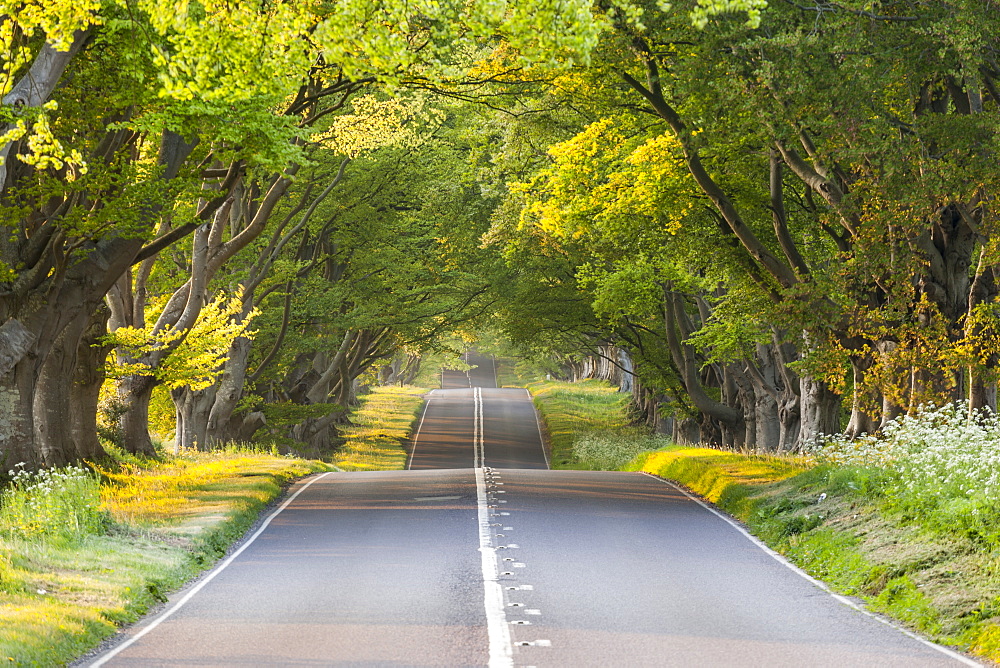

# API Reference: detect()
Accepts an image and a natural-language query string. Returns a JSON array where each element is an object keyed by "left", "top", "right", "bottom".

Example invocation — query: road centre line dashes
[
  {"left": 477, "top": 467, "right": 514, "bottom": 668},
  {"left": 473, "top": 387, "right": 484, "bottom": 468},
  {"left": 483, "top": 469, "right": 550, "bottom": 665}
]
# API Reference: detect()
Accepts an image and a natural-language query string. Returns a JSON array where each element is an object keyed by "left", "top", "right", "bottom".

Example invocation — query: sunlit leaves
[
  {"left": 0, "top": 0, "right": 100, "bottom": 95},
  {"left": 516, "top": 117, "right": 694, "bottom": 240},
  {"left": 125, "top": 0, "right": 313, "bottom": 103},
  {"left": 106, "top": 291, "right": 258, "bottom": 391}
]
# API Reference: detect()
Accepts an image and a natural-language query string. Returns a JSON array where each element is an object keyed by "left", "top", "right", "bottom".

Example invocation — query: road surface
[{"left": 86, "top": 353, "right": 976, "bottom": 667}]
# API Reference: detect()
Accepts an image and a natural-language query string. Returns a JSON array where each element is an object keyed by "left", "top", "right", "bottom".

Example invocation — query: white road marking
[
  {"left": 88, "top": 472, "right": 334, "bottom": 667},
  {"left": 473, "top": 387, "right": 485, "bottom": 468},
  {"left": 642, "top": 472, "right": 981, "bottom": 667},
  {"left": 476, "top": 467, "right": 514, "bottom": 668},
  {"left": 406, "top": 391, "right": 434, "bottom": 470},
  {"left": 524, "top": 389, "right": 551, "bottom": 469}
]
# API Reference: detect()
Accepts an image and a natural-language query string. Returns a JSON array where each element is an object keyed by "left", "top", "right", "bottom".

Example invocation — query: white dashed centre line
[{"left": 476, "top": 467, "right": 513, "bottom": 668}]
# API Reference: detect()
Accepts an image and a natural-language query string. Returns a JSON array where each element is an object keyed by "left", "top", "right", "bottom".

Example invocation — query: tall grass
[
  {"left": 0, "top": 464, "right": 109, "bottom": 544},
  {"left": 525, "top": 379, "right": 637, "bottom": 469},
  {"left": 573, "top": 429, "right": 672, "bottom": 471}
]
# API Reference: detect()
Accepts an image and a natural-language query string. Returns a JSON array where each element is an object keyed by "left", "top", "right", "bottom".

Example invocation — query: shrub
[{"left": 811, "top": 403, "right": 1000, "bottom": 546}]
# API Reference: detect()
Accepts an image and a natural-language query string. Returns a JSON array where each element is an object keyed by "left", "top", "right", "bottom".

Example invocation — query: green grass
[
  {"left": 334, "top": 385, "right": 427, "bottom": 471},
  {"left": 0, "top": 451, "right": 330, "bottom": 665},
  {"left": 524, "top": 379, "right": 635, "bottom": 469}
]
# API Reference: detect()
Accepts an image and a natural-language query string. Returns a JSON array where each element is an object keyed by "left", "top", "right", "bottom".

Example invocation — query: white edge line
[
  {"left": 406, "top": 391, "right": 434, "bottom": 470},
  {"left": 525, "top": 389, "right": 551, "bottom": 470},
  {"left": 641, "top": 472, "right": 981, "bottom": 667},
  {"left": 89, "top": 471, "right": 334, "bottom": 667},
  {"left": 474, "top": 387, "right": 484, "bottom": 468},
  {"left": 476, "top": 467, "right": 513, "bottom": 668}
]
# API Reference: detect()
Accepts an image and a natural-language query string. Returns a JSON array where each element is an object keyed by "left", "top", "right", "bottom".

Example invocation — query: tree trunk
[
  {"left": 70, "top": 308, "right": 111, "bottom": 461},
  {"left": 118, "top": 376, "right": 157, "bottom": 456},
  {"left": 206, "top": 336, "right": 254, "bottom": 443},
  {"left": 799, "top": 375, "right": 841, "bottom": 445},
  {"left": 172, "top": 386, "right": 213, "bottom": 451},
  {"left": 845, "top": 355, "right": 879, "bottom": 437},
  {"left": 0, "top": 361, "right": 39, "bottom": 469}
]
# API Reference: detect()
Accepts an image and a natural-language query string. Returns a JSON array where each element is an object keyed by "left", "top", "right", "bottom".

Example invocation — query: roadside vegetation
[
  {"left": 0, "top": 376, "right": 436, "bottom": 664},
  {"left": 524, "top": 379, "right": 634, "bottom": 469},
  {"left": 527, "top": 378, "right": 1000, "bottom": 663},
  {"left": 334, "top": 386, "right": 428, "bottom": 471},
  {"left": 0, "top": 447, "right": 329, "bottom": 665}
]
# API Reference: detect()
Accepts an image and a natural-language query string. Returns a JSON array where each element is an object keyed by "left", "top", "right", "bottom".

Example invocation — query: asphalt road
[{"left": 87, "top": 353, "right": 976, "bottom": 667}]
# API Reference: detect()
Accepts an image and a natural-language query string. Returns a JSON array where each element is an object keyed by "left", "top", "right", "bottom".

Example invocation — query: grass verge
[
  {"left": 526, "top": 377, "right": 999, "bottom": 662},
  {"left": 0, "top": 448, "right": 331, "bottom": 666},
  {"left": 629, "top": 448, "right": 1000, "bottom": 662},
  {"left": 334, "top": 385, "right": 427, "bottom": 471},
  {"left": 525, "top": 378, "right": 665, "bottom": 470}
]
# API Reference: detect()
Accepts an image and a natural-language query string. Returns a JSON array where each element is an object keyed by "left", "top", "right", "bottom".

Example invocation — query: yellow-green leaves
[
  {"left": 6, "top": 101, "right": 87, "bottom": 176},
  {"left": 689, "top": 0, "right": 767, "bottom": 29},
  {"left": 124, "top": 0, "right": 313, "bottom": 103},
  {"left": 107, "top": 291, "right": 257, "bottom": 391},
  {"left": 313, "top": 94, "right": 444, "bottom": 158},
  {"left": 0, "top": 0, "right": 100, "bottom": 95},
  {"left": 516, "top": 117, "right": 694, "bottom": 240}
]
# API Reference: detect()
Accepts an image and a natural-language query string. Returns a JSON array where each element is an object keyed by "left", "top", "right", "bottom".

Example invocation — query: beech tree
[
  {"left": 475, "top": 0, "right": 1000, "bottom": 449},
  {"left": 0, "top": 0, "right": 620, "bottom": 467}
]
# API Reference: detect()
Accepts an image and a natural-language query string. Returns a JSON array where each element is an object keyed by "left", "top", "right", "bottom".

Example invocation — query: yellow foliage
[
  {"left": 311, "top": 94, "right": 444, "bottom": 158},
  {"left": 0, "top": 0, "right": 100, "bottom": 94}
]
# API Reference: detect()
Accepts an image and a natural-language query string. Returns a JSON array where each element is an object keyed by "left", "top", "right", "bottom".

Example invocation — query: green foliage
[{"left": 812, "top": 404, "right": 1000, "bottom": 549}]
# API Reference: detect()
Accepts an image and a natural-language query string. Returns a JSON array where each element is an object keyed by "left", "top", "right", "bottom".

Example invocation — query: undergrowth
[
  {"left": 0, "top": 464, "right": 110, "bottom": 544},
  {"left": 525, "top": 379, "right": 633, "bottom": 469}
]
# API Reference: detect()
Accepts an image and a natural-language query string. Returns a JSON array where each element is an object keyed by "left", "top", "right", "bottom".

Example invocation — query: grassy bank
[
  {"left": 0, "top": 447, "right": 331, "bottom": 665},
  {"left": 334, "top": 385, "right": 427, "bottom": 471},
  {"left": 524, "top": 378, "right": 669, "bottom": 469},
  {"left": 526, "top": 378, "right": 999, "bottom": 662},
  {"left": 0, "top": 385, "right": 429, "bottom": 664},
  {"left": 631, "top": 447, "right": 999, "bottom": 662}
]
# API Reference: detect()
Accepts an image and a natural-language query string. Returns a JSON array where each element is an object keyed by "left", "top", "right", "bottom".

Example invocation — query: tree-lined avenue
[{"left": 87, "top": 355, "right": 973, "bottom": 667}]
